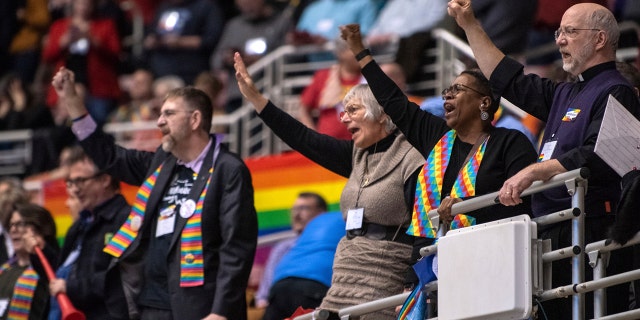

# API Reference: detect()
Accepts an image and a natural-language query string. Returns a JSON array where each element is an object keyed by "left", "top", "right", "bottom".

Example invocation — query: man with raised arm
[
  {"left": 51, "top": 67, "right": 258, "bottom": 320},
  {"left": 448, "top": 0, "right": 640, "bottom": 318}
]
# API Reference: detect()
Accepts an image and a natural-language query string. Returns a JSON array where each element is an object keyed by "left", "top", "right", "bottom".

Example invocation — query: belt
[{"left": 346, "top": 222, "right": 413, "bottom": 245}]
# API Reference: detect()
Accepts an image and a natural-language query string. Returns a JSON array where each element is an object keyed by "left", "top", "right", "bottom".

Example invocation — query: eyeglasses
[
  {"left": 65, "top": 173, "right": 102, "bottom": 188},
  {"left": 159, "top": 109, "right": 194, "bottom": 119},
  {"left": 339, "top": 104, "right": 364, "bottom": 120},
  {"left": 441, "top": 83, "right": 489, "bottom": 100},
  {"left": 554, "top": 27, "right": 600, "bottom": 40},
  {"left": 8, "top": 221, "right": 27, "bottom": 231}
]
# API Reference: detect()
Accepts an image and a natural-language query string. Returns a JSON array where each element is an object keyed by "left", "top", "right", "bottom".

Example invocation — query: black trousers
[
  {"left": 539, "top": 216, "right": 633, "bottom": 320},
  {"left": 262, "top": 277, "right": 329, "bottom": 320}
]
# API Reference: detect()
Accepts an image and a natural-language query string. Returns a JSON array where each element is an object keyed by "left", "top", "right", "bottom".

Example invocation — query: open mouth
[
  {"left": 444, "top": 103, "right": 455, "bottom": 117},
  {"left": 348, "top": 127, "right": 360, "bottom": 135}
]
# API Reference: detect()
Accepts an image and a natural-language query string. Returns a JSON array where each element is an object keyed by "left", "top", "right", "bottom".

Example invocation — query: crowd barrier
[{"left": 295, "top": 168, "right": 640, "bottom": 320}]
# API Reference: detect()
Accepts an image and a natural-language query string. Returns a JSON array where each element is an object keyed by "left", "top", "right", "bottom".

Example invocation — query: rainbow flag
[
  {"left": 41, "top": 151, "right": 347, "bottom": 242},
  {"left": 244, "top": 151, "right": 346, "bottom": 235}
]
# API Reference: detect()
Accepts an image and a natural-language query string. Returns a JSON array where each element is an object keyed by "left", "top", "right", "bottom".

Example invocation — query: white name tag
[
  {"left": 156, "top": 207, "right": 176, "bottom": 237},
  {"left": 346, "top": 208, "right": 364, "bottom": 230},
  {"left": 0, "top": 299, "right": 8, "bottom": 316},
  {"left": 538, "top": 140, "right": 557, "bottom": 162}
]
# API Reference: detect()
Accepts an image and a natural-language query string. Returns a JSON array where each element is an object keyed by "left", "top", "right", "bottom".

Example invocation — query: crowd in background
[
  {"left": 0, "top": 0, "right": 638, "bottom": 178},
  {"left": 1, "top": 0, "right": 640, "bottom": 319}
]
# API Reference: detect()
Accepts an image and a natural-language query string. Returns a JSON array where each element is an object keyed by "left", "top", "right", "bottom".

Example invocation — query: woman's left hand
[
  {"left": 437, "top": 196, "right": 463, "bottom": 225},
  {"left": 233, "top": 52, "right": 268, "bottom": 112},
  {"left": 339, "top": 24, "right": 366, "bottom": 55}
]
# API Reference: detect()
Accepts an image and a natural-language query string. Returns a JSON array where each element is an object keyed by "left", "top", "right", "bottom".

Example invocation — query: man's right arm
[
  {"left": 51, "top": 67, "right": 88, "bottom": 120},
  {"left": 447, "top": 0, "right": 505, "bottom": 79}
]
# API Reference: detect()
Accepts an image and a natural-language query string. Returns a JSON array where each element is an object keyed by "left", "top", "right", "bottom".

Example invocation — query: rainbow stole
[
  {"left": 0, "top": 260, "right": 39, "bottom": 320},
  {"left": 104, "top": 164, "right": 213, "bottom": 287},
  {"left": 180, "top": 167, "right": 212, "bottom": 287},
  {"left": 103, "top": 164, "right": 163, "bottom": 257},
  {"left": 407, "top": 130, "right": 488, "bottom": 237}
]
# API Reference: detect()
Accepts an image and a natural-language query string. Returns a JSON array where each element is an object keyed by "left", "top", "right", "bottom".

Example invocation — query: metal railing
[
  {"left": 101, "top": 30, "right": 446, "bottom": 158},
  {"left": 1, "top": 22, "right": 638, "bottom": 174},
  {"left": 0, "top": 129, "right": 33, "bottom": 176},
  {"left": 76, "top": 22, "right": 640, "bottom": 157},
  {"left": 294, "top": 168, "right": 640, "bottom": 320}
]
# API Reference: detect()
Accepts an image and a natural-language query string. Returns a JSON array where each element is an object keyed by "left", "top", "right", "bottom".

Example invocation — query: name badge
[
  {"left": 0, "top": 299, "right": 8, "bottom": 316},
  {"left": 156, "top": 207, "right": 176, "bottom": 237},
  {"left": 562, "top": 108, "right": 581, "bottom": 122},
  {"left": 538, "top": 139, "right": 558, "bottom": 162},
  {"left": 346, "top": 208, "right": 364, "bottom": 230}
]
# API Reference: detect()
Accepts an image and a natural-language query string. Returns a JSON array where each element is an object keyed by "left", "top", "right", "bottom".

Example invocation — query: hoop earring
[{"left": 480, "top": 110, "right": 489, "bottom": 121}]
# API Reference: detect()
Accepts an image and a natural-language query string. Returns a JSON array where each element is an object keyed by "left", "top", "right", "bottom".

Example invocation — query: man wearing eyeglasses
[
  {"left": 254, "top": 192, "right": 327, "bottom": 310},
  {"left": 52, "top": 66, "right": 258, "bottom": 320},
  {"left": 49, "top": 145, "right": 133, "bottom": 320},
  {"left": 448, "top": 0, "right": 640, "bottom": 318}
]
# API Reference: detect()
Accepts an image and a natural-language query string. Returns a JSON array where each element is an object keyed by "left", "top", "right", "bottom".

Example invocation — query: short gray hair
[
  {"left": 587, "top": 7, "right": 619, "bottom": 50},
  {"left": 342, "top": 84, "right": 396, "bottom": 133}
]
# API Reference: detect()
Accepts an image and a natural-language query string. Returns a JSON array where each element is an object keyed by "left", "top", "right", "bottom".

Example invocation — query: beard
[
  {"left": 161, "top": 133, "right": 177, "bottom": 152},
  {"left": 563, "top": 43, "right": 595, "bottom": 75}
]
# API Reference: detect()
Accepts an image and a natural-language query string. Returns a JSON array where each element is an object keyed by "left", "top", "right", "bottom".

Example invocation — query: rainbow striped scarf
[
  {"left": 407, "top": 130, "right": 488, "bottom": 237},
  {"left": 104, "top": 163, "right": 213, "bottom": 287},
  {"left": 104, "top": 165, "right": 163, "bottom": 257},
  {"left": 0, "top": 260, "right": 39, "bottom": 320},
  {"left": 180, "top": 167, "right": 212, "bottom": 287}
]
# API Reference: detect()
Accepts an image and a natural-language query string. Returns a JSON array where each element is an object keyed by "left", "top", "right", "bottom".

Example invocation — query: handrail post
[
  {"left": 570, "top": 178, "right": 586, "bottom": 320},
  {"left": 590, "top": 249, "right": 609, "bottom": 318}
]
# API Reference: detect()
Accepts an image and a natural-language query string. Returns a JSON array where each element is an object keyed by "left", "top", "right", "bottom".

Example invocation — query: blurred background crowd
[
  {"left": 0, "top": 0, "right": 638, "bottom": 180},
  {"left": 0, "top": 1, "right": 639, "bottom": 319}
]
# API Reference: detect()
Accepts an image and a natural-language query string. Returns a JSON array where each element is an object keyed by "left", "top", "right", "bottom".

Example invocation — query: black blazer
[
  {"left": 80, "top": 130, "right": 258, "bottom": 320},
  {"left": 58, "top": 194, "right": 131, "bottom": 320}
]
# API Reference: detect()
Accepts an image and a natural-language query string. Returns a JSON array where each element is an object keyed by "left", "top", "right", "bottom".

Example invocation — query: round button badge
[{"left": 180, "top": 199, "right": 197, "bottom": 218}]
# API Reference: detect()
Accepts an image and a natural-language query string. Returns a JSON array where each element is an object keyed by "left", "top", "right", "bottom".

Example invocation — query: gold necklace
[{"left": 362, "top": 142, "right": 379, "bottom": 187}]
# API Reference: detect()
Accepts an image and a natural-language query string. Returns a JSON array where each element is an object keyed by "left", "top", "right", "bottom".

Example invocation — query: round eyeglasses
[{"left": 441, "top": 83, "right": 489, "bottom": 100}]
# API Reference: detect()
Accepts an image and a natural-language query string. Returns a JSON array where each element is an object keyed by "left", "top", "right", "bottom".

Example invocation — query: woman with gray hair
[{"left": 235, "top": 53, "right": 424, "bottom": 318}]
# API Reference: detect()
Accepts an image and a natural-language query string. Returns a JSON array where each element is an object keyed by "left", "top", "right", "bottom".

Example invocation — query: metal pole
[
  {"left": 571, "top": 180, "right": 586, "bottom": 320},
  {"left": 592, "top": 251, "right": 609, "bottom": 318}
]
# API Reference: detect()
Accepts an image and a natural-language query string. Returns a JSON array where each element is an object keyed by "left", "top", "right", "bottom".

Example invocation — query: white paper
[{"left": 594, "top": 95, "right": 640, "bottom": 177}]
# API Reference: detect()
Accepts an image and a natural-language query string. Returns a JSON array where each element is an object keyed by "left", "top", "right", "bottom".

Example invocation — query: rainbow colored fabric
[
  {"left": 103, "top": 165, "right": 163, "bottom": 257},
  {"left": 0, "top": 260, "right": 39, "bottom": 320},
  {"left": 179, "top": 168, "right": 212, "bottom": 287},
  {"left": 407, "top": 130, "right": 488, "bottom": 237},
  {"left": 397, "top": 285, "right": 426, "bottom": 320},
  {"left": 104, "top": 163, "right": 210, "bottom": 287}
]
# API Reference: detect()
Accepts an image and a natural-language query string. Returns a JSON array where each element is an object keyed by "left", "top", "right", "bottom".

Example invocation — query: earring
[{"left": 480, "top": 109, "right": 489, "bottom": 121}]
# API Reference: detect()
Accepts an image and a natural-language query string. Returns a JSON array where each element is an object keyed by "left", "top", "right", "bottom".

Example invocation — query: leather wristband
[{"left": 355, "top": 48, "right": 371, "bottom": 61}]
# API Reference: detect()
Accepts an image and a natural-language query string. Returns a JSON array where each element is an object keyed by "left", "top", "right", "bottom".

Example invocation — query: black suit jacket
[
  {"left": 80, "top": 131, "right": 258, "bottom": 320},
  {"left": 58, "top": 194, "right": 131, "bottom": 320}
]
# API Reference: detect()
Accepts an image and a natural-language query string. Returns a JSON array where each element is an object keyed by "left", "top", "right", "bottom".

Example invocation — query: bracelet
[
  {"left": 71, "top": 113, "right": 89, "bottom": 122},
  {"left": 355, "top": 48, "right": 371, "bottom": 61}
]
